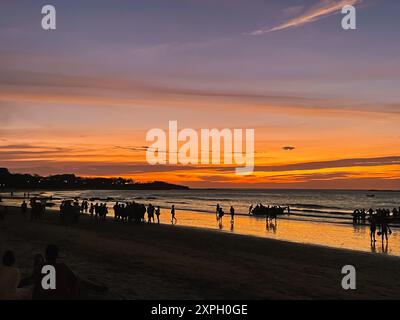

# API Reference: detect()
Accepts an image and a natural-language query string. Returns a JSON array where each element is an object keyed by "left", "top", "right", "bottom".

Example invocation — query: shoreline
[
  {"left": 2, "top": 202, "right": 400, "bottom": 256},
  {"left": 2, "top": 206, "right": 400, "bottom": 299}
]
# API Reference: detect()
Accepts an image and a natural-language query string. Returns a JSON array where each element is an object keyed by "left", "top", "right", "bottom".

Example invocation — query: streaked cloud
[
  {"left": 250, "top": 0, "right": 362, "bottom": 35},
  {"left": 254, "top": 156, "right": 400, "bottom": 172},
  {"left": 2, "top": 155, "right": 400, "bottom": 176}
]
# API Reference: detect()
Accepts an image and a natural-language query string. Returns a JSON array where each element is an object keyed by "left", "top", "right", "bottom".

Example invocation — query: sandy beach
[{"left": 1, "top": 205, "right": 400, "bottom": 300}]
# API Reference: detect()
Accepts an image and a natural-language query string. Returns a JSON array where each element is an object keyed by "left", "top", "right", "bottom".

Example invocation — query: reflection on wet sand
[{"left": 171, "top": 210, "right": 400, "bottom": 256}]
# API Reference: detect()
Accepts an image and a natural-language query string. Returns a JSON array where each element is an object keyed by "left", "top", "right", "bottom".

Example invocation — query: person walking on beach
[
  {"left": 171, "top": 205, "right": 177, "bottom": 224},
  {"left": 155, "top": 206, "right": 161, "bottom": 224},
  {"left": 230, "top": 206, "right": 235, "bottom": 222},
  {"left": 216, "top": 204, "right": 220, "bottom": 221}
]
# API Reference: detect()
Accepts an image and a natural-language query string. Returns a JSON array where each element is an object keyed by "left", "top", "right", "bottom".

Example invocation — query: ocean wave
[
  {"left": 292, "top": 208, "right": 352, "bottom": 215},
  {"left": 288, "top": 203, "right": 344, "bottom": 210},
  {"left": 165, "top": 201, "right": 189, "bottom": 205}
]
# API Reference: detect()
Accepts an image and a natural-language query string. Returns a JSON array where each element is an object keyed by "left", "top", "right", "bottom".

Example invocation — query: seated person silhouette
[
  {"left": 32, "top": 244, "right": 80, "bottom": 300},
  {"left": 0, "top": 251, "right": 20, "bottom": 300}
]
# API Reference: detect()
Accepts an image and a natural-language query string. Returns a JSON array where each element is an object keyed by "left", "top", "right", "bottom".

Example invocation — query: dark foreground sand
[{"left": 1, "top": 206, "right": 400, "bottom": 299}]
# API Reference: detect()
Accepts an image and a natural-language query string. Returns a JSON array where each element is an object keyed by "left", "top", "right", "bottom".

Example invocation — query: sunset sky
[{"left": 1, "top": 0, "right": 400, "bottom": 189}]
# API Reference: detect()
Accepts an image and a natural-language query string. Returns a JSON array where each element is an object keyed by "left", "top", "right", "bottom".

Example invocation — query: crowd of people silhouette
[{"left": 352, "top": 207, "right": 399, "bottom": 244}]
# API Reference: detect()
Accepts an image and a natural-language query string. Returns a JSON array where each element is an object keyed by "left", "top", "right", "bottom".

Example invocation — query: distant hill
[{"left": 0, "top": 168, "right": 189, "bottom": 191}]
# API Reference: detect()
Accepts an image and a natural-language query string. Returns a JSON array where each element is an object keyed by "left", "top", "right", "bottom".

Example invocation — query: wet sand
[{"left": 1, "top": 205, "right": 400, "bottom": 299}]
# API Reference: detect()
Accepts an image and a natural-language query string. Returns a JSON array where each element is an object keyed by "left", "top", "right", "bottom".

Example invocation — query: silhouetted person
[
  {"left": 216, "top": 204, "right": 220, "bottom": 221},
  {"left": 21, "top": 201, "right": 28, "bottom": 215},
  {"left": 370, "top": 217, "right": 377, "bottom": 242},
  {"left": 32, "top": 245, "right": 80, "bottom": 300},
  {"left": 368, "top": 208, "right": 374, "bottom": 217},
  {"left": 171, "top": 205, "right": 177, "bottom": 224},
  {"left": 147, "top": 204, "right": 155, "bottom": 223},
  {"left": 94, "top": 203, "right": 99, "bottom": 220},
  {"left": 230, "top": 206, "right": 235, "bottom": 222},
  {"left": 113, "top": 202, "right": 119, "bottom": 221},
  {"left": 82, "top": 201, "right": 89, "bottom": 213},
  {"left": 381, "top": 221, "right": 392, "bottom": 243},
  {"left": 218, "top": 207, "right": 224, "bottom": 223},
  {"left": 155, "top": 206, "right": 161, "bottom": 224},
  {"left": 89, "top": 203, "right": 94, "bottom": 219},
  {"left": 0, "top": 250, "right": 20, "bottom": 300},
  {"left": 19, "top": 254, "right": 45, "bottom": 288}
]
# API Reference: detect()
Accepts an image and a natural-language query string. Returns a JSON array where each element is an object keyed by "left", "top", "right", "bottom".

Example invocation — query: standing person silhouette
[
  {"left": 381, "top": 220, "right": 392, "bottom": 243},
  {"left": 216, "top": 204, "right": 220, "bottom": 221},
  {"left": 218, "top": 207, "right": 224, "bottom": 224},
  {"left": 370, "top": 216, "right": 377, "bottom": 243},
  {"left": 21, "top": 201, "right": 28, "bottom": 215},
  {"left": 155, "top": 206, "right": 161, "bottom": 224},
  {"left": 230, "top": 206, "right": 235, "bottom": 222},
  {"left": 171, "top": 205, "right": 177, "bottom": 224},
  {"left": 147, "top": 204, "right": 152, "bottom": 223},
  {"left": 89, "top": 203, "right": 94, "bottom": 220}
]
